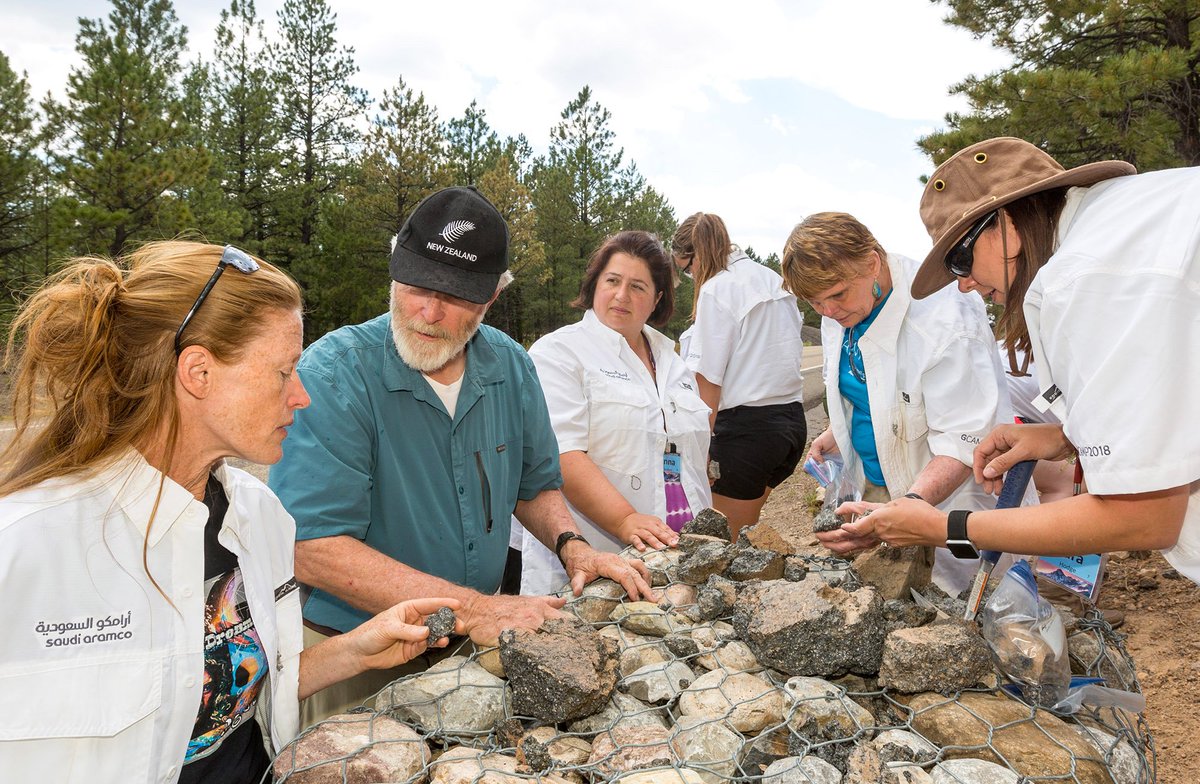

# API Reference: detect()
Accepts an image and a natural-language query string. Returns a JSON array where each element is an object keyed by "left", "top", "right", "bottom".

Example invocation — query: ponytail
[{"left": 672, "top": 212, "right": 733, "bottom": 318}]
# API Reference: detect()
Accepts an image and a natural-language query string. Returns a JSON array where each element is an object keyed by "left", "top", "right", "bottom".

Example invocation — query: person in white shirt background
[
  {"left": 0, "top": 242, "right": 460, "bottom": 784},
  {"left": 519, "top": 231, "right": 711, "bottom": 595},
  {"left": 823, "top": 137, "right": 1200, "bottom": 588},
  {"left": 671, "top": 212, "right": 808, "bottom": 537},
  {"left": 782, "top": 212, "right": 1028, "bottom": 594}
]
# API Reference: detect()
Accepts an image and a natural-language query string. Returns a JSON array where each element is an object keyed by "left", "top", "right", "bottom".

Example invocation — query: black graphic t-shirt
[{"left": 179, "top": 475, "right": 270, "bottom": 784}]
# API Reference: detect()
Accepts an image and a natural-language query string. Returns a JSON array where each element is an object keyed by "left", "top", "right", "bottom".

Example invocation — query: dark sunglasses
[
  {"left": 945, "top": 210, "right": 998, "bottom": 278},
  {"left": 174, "top": 245, "right": 260, "bottom": 354}
]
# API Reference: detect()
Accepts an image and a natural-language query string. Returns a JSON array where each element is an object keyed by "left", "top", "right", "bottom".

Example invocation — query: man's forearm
[
  {"left": 295, "top": 535, "right": 483, "bottom": 620},
  {"left": 515, "top": 488, "right": 581, "bottom": 552}
]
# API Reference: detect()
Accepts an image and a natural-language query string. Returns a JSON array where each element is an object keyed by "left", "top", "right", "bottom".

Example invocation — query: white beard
[{"left": 389, "top": 291, "right": 482, "bottom": 374}]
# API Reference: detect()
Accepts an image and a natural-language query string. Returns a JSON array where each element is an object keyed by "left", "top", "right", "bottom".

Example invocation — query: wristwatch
[
  {"left": 945, "top": 510, "right": 980, "bottom": 559},
  {"left": 554, "top": 531, "right": 589, "bottom": 566}
]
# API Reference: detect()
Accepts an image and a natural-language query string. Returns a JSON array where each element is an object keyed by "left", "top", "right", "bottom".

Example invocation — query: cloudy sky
[{"left": 0, "top": 0, "right": 1010, "bottom": 260}]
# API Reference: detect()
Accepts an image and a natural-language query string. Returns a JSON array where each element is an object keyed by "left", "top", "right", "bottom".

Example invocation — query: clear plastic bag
[
  {"left": 979, "top": 560, "right": 1070, "bottom": 708},
  {"left": 811, "top": 453, "right": 864, "bottom": 532}
]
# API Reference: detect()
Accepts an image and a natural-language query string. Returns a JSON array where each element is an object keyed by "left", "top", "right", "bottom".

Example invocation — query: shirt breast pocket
[
  {"left": 0, "top": 656, "right": 162, "bottom": 778},
  {"left": 587, "top": 381, "right": 650, "bottom": 475},
  {"left": 470, "top": 432, "right": 517, "bottom": 526},
  {"left": 669, "top": 391, "right": 711, "bottom": 436},
  {"left": 895, "top": 391, "right": 929, "bottom": 443}
]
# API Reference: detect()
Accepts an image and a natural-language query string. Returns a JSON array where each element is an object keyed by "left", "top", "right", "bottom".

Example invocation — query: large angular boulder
[
  {"left": 877, "top": 622, "right": 993, "bottom": 693},
  {"left": 681, "top": 508, "right": 733, "bottom": 541},
  {"left": 500, "top": 618, "right": 619, "bottom": 723},
  {"left": 851, "top": 544, "right": 934, "bottom": 601},
  {"left": 734, "top": 578, "right": 886, "bottom": 677}
]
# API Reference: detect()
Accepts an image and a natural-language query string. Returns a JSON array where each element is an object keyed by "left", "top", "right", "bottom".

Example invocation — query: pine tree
[
  {"left": 0, "top": 52, "right": 40, "bottom": 264},
  {"left": 358, "top": 76, "right": 449, "bottom": 236},
  {"left": 270, "top": 0, "right": 367, "bottom": 264},
  {"left": 921, "top": 0, "right": 1200, "bottom": 169},
  {"left": 178, "top": 58, "right": 242, "bottom": 241},
  {"left": 43, "top": 0, "right": 208, "bottom": 256},
  {"left": 530, "top": 86, "right": 676, "bottom": 336},
  {"left": 447, "top": 100, "right": 502, "bottom": 186},
  {"left": 478, "top": 154, "right": 545, "bottom": 341},
  {"left": 209, "top": 0, "right": 285, "bottom": 255}
]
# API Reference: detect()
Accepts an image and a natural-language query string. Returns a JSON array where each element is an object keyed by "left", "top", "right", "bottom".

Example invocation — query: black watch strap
[
  {"left": 903, "top": 492, "right": 924, "bottom": 501},
  {"left": 946, "top": 509, "right": 980, "bottom": 559},
  {"left": 554, "top": 531, "right": 589, "bottom": 565}
]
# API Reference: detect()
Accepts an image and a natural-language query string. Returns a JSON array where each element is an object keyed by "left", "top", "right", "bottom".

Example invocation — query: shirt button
[
  {"left": 458, "top": 486, "right": 465, "bottom": 495},
  {"left": 181, "top": 587, "right": 194, "bottom": 598},
  {"left": 467, "top": 542, "right": 475, "bottom": 551},
  {"left": 184, "top": 676, "right": 196, "bottom": 688},
  {"left": 166, "top": 765, "right": 178, "bottom": 780}
]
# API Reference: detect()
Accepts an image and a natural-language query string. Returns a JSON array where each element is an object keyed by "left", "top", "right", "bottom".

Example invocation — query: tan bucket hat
[{"left": 912, "top": 137, "right": 1135, "bottom": 299}]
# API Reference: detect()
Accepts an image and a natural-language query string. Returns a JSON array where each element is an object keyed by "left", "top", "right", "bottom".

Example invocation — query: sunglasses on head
[
  {"left": 944, "top": 210, "right": 998, "bottom": 278},
  {"left": 174, "top": 245, "right": 261, "bottom": 355}
]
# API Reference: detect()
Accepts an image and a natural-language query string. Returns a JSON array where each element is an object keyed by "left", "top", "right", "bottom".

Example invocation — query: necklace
[{"left": 843, "top": 323, "right": 866, "bottom": 383}]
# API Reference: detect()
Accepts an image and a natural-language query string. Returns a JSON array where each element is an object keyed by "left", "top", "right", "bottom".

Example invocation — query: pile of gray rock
[{"left": 273, "top": 509, "right": 1150, "bottom": 784}]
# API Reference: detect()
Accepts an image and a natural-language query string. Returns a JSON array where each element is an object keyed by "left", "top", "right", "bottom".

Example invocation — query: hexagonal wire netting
[{"left": 270, "top": 546, "right": 1154, "bottom": 784}]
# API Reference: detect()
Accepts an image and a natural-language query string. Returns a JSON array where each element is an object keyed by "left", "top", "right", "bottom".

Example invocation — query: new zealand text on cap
[{"left": 390, "top": 186, "right": 511, "bottom": 304}]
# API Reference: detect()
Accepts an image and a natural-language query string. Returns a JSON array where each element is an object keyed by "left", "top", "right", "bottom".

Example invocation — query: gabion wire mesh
[{"left": 270, "top": 545, "right": 1155, "bottom": 784}]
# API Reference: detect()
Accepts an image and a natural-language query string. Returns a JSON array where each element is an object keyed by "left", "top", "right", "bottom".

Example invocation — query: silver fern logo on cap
[{"left": 439, "top": 220, "right": 476, "bottom": 243}]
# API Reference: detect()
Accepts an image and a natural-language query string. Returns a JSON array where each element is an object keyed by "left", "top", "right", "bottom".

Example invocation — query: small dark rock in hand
[
  {"left": 812, "top": 507, "right": 843, "bottom": 533},
  {"left": 425, "top": 606, "right": 457, "bottom": 641}
]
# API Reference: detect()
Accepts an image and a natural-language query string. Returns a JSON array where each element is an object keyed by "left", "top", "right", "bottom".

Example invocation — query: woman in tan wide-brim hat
[{"left": 817, "top": 137, "right": 1200, "bottom": 588}]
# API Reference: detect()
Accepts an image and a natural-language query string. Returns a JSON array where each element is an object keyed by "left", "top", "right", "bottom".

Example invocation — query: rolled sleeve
[
  {"left": 1052, "top": 272, "right": 1200, "bottom": 493},
  {"left": 689, "top": 294, "right": 737, "bottom": 385},
  {"left": 269, "top": 365, "right": 375, "bottom": 542}
]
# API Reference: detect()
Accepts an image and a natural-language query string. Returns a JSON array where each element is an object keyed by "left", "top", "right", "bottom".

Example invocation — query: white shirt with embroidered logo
[
  {"left": 519, "top": 309, "right": 712, "bottom": 595},
  {"left": 823, "top": 253, "right": 1033, "bottom": 592},
  {"left": 685, "top": 250, "right": 806, "bottom": 410},
  {"left": 0, "top": 450, "right": 303, "bottom": 784},
  {"left": 1023, "top": 168, "right": 1200, "bottom": 584}
]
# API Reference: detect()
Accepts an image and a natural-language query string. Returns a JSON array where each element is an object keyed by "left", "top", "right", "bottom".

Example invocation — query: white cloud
[{"left": 0, "top": 0, "right": 998, "bottom": 276}]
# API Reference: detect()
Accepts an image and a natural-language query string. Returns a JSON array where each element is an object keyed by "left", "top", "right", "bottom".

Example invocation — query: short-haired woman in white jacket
[{"left": 782, "top": 212, "right": 1028, "bottom": 594}]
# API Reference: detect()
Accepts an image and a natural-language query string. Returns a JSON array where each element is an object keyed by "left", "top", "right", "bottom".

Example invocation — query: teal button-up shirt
[{"left": 269, "top": 315, "right": 562, "bottom": 633}]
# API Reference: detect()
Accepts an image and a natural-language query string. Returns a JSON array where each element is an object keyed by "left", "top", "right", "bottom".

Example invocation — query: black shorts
[{"left": 710, "top": 401, "right": 807, "bottom": 501}]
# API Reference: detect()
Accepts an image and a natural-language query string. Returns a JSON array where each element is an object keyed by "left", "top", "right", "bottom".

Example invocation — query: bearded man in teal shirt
[{"left": 270, "top": 187, "right": 654, "bottom": 722}]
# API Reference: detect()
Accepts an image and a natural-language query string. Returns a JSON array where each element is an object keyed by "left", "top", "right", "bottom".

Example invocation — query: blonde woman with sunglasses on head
[
  {"left": 0, "top": 242, "right": 460, "bottom": 784},
  {"left": 822, "top": 138, "right": 1200, "bottom": 589}
]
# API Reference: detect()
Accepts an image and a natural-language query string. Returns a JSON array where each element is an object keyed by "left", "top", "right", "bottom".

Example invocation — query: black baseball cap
[{"left": 389, "top": 186, "right": 511, "bottom": 304}]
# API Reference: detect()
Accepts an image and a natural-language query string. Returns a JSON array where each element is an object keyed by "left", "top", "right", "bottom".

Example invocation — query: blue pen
[{"left": 964, "top": 459, "right": 1036, "bottom": 621}]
